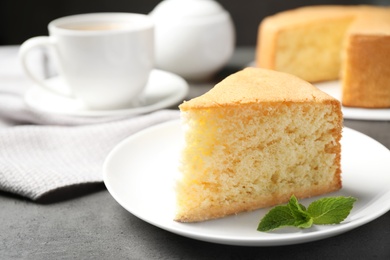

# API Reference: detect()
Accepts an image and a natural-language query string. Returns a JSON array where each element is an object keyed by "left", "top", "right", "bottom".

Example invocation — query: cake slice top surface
[
  {"left": 179, "top": 68, "right": 338, "bottom": 110},
  {"left": 261, "top": 5, "right": 390, "bottom": 34},
  {"left": 349, "top": 6, "right": 390, "bottom": 35},
  {"left": 261, "top": 5, "right": 356, "bottom": 28}
]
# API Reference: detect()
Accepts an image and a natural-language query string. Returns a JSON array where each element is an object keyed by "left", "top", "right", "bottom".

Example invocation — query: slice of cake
[{"left": 175, "top": 68, "right": 343, "bottom": 222}]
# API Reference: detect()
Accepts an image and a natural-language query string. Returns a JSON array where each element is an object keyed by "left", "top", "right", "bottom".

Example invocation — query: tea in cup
[{"left": 19, "top": 13, "right": 154, "bottom": 110}]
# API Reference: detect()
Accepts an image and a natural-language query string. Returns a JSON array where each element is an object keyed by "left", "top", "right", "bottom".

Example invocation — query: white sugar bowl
[{"left": 150, "top": 0, "right": 235, "bottom": 81}]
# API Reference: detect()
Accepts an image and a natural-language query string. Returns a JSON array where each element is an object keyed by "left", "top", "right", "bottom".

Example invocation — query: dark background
[{"left": 1, "top": 0, "right": 388, "bottom": 47}]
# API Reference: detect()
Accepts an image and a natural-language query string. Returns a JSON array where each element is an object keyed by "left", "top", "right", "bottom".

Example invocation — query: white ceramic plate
[
  {"left": 103, "top": 120, "right": 390, "bottom": 246},
  {"left": 24, "top": 69, "right": 188, "bottom": 117},
  {"left": 314, "top": 81, "right": 390, "bottom": 121}
]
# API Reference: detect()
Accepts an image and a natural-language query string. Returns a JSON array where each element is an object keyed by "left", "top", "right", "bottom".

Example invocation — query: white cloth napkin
[{"left": 0, "top": 46, "right": 180, "bottom": 200}]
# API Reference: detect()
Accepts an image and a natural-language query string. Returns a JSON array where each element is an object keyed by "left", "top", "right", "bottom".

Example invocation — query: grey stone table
[{"left": 1, "top": 47, "right": 389, "bottom": 259}]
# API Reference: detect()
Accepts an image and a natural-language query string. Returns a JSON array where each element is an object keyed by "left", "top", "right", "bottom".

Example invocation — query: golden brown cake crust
[
  {"left": 179, "top": 68, "right": 338, "bottom": 110},
  {"left": 348, "top": 6, "right": 390, "bottom": 34},
  {"left": 258, "top": 5, "right": 355, "bottom": 29},
  {"left": 342, "top": 7, "right": 390, "bottom": 108},
  {"left": 342, "top": 35, "right": 390, "bottom": 108}
]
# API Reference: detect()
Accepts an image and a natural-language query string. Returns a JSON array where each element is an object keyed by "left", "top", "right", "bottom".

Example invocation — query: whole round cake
[{"left": 256, "top": 5, "right": 390, "bottom": 108}]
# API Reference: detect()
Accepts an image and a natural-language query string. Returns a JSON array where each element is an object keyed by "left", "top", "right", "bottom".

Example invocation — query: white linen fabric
[{"left": 0, "top": 46, "right": 180, "bottom": 200}]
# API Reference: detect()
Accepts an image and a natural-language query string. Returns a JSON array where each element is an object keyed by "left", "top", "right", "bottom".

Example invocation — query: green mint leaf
[
  {"left": 257, "top": 205, "right": 296, "bottom": 232},
  {"left": 307, "top": 196, "right": 357, "bottom": 225},
  {"left": 257, "top": 195, "right": 357, "bottom": 232},
  {"left": 288, "top": 195, "right": 313, "bottom": 229}
]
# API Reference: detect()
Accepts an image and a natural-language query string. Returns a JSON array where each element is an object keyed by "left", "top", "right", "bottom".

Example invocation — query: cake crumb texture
[{"left": 176, "top": 68, "right": 342, "bottom": 222}]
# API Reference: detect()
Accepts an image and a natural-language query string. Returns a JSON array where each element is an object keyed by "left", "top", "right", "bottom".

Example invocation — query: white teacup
[{"left": 19, "top": 13, "right": 154, "bottom": 110}]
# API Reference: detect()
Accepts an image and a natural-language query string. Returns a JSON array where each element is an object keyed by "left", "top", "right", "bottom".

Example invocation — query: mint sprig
[{"left": 257, "top": 195, "right": 357, "bottom": 232}]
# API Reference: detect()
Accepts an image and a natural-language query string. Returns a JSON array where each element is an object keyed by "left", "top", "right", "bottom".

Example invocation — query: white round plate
[
  {"left": 103, "top": 120, "right": 390, "bottom": 246},
  {"left": 24, "top": 69, "right": 188, "bottom": 117},
  {"left": 314, "top": 81, "right": 390, "bottom": 121}
]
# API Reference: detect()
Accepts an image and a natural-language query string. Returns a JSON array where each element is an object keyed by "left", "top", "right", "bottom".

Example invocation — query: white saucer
[
  {"left": 103, "top": 120, "right": 390, "bottom": 246},
  {"left": 24, "top": 69, "right": 189, "bottom": 117},
  {"left": 314, "top": 81, "right": 390, "bottom": 121}
]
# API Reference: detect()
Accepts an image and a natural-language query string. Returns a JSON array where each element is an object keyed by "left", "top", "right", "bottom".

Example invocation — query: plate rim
[{"left": 103, "top": 119, "right": 390, "bottom": 246}]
